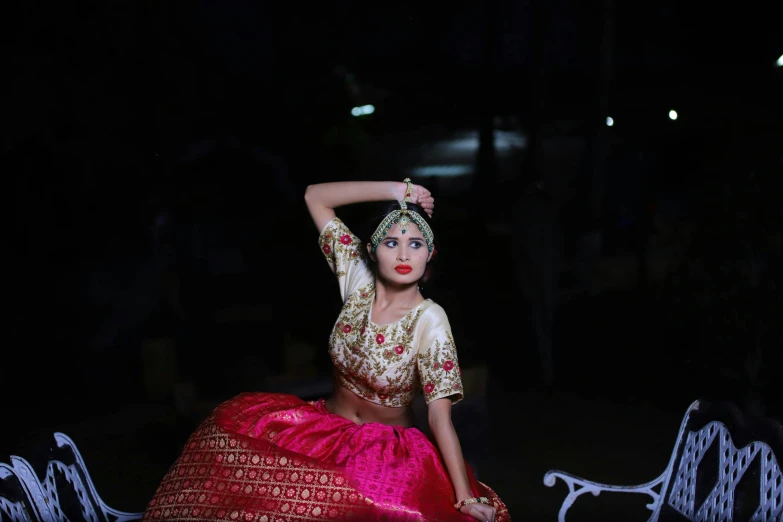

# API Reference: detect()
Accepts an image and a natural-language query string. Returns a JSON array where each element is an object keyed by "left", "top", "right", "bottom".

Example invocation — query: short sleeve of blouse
[
  {"left": 318, "top": 217, "right": 374, "bottom": 302},
  {"left": 416, "top": 305, "right": 464, "bottom": 405}
]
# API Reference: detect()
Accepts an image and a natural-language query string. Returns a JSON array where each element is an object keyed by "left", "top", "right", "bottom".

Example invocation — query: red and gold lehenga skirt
[{"left": 143, "top": 392, "right": 510, "bottom": 521}]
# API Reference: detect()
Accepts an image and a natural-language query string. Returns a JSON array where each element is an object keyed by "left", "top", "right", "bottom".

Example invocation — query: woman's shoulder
[{"left": 419, "top": 300, "right": 450, "bottom": 326}]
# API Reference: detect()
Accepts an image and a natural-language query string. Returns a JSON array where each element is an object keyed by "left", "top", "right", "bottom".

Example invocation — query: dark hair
[{"left": 358, "top": 201, "right": 439, "bottom": 284}]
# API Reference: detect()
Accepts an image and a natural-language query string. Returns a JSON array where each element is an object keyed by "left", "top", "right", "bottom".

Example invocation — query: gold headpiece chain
[{"left": 370, "top": 179, "right": 434, "bottom": 253}]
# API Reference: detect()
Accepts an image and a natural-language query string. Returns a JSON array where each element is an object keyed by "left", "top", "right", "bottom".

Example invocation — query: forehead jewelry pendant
[
  {"left": 399, "top": 213, "right": 410, "bottom": 234},
  {"left": 398, "top": 199, "right": 410, "bottom": 234}
]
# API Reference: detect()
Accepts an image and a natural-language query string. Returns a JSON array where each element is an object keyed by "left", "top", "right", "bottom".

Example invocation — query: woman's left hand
[{"left": 460, "top": 502, "right": 496, "bottom": 522}]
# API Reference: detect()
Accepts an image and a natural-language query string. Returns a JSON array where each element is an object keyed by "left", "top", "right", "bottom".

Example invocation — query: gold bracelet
[
  {"left": 403, "top": 177, "right": 413, "bottom": 202},
  {"left": 454, "top": 496, "right": 489, "bottom": 510}
]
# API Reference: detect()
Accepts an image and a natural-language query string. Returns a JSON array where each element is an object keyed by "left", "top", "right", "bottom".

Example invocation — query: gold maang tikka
[{"left": 370, "top": 180, "right": 435, "bottom": 252}]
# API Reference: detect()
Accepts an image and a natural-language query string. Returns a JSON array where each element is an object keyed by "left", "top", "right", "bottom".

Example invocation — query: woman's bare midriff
[{"left": 325, "top": 380, "right": 415, "bottom": 428}]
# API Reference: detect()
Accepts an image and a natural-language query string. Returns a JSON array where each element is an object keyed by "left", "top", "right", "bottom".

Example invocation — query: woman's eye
[
  {"left": 410, "top": 241, "right": 422, "bottom": 249},
  {"left": 385, "top": 240, "right": 398, "bottom": 248}
]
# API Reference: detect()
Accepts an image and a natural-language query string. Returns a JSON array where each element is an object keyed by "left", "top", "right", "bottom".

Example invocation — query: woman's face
[{"left": 369, "top": 222, "right": 432, "bottom": 286}]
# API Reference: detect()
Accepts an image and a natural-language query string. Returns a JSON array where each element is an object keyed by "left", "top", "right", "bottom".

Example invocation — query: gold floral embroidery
[
  {"left": 319, "top": 218, "right": 364, "bottom": 258},
  {"left": 417, "top": 332, "right": 463, "bottom": 403},
  {"left": 329, "top": 287, "right": 462, "bottom": 407},
  {"left": 318, "top": 218, "right": 373, "bottom": 302},
  {"left": 320, "top": 219, "right": 463, "bottom": 407}
]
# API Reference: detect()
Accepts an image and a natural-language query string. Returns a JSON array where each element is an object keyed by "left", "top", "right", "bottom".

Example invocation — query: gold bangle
[
  {"left": 454, "top": 496, "right": 489, "bottom": 510},
  {"left": 403, "top": 178, "right": 413, "bottom": 202}
]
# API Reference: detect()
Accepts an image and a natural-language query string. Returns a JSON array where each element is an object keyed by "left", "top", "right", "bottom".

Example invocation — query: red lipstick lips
[{"left": 395, "top": 264, "right": 413, "bottom": 274}]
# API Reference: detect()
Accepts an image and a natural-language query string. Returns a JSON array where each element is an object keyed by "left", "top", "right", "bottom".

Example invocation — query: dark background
[{"left": 6, "top": 1, "right": 783, "bottom": 519}]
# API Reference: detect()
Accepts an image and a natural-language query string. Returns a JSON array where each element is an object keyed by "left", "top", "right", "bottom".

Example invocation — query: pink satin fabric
[{"left": 143, "top": 392, "right": 510, "bottom": 521}]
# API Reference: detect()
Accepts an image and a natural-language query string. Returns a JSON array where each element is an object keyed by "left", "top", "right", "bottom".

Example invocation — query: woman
[{"left": 143, "top": 179, "right": 510, "bottom": 522}]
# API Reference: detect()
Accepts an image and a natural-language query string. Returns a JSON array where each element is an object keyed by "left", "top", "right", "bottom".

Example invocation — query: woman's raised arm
[{"left": 304, "top": 181, "right": 406, "bottom": 233}]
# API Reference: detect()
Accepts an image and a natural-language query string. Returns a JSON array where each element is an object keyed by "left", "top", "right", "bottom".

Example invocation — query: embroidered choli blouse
[{"left": 319, "top": 217, "right": 463, "bottom": 408}]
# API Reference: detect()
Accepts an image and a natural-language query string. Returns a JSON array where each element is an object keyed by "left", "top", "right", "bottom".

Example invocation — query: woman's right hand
[{"left": 402, "top": 182, "right": 435, "bottom": 218}]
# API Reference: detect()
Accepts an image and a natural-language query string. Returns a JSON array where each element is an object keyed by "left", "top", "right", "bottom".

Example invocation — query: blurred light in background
[
  {"left": 776, "top": 54, "right": 783, "bottom": 67},
  {"left": 409, "top": 165, "right": 474, "bottom": 177},
  {"left": 494, "top": 131, "right": 528, "bottom": 150},
  {"left": 437, "top": 130, "right": 527, "bottom": 153},
  {"left": 405, "top": 130, "right": 526, "bottom": 178},
  {"left": 351, "top": 105, "right": 375, "bottom": 117},
  {"left": 606, "top": 116, "right": 614, "bottom": 127},
  {"left": 669, "top": 110, "right": 678, "bottom": 121}
]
